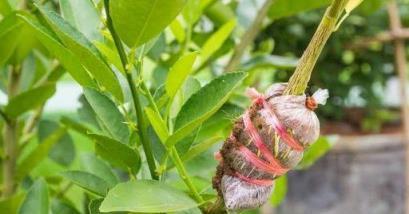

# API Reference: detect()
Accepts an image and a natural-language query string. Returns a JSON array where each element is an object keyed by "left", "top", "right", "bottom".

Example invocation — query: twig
[
  {"left": 103, "top": 0, "right": 159, "bottom": 180},
  {"left": 346, "top": 28, "right": 409, "bottom": 49},
  {"left": 386, "top": 2, "right": 409, "bottom": 214},
  {"left": 2, "top": 65, "right": 21, "bottom": 198},
  {"left": 225, "top": 0, "right": 276, "bottom": 72},
  {"left": 0, "top": 110, "right": 9, "bottom": 123},
  {"left": 284, "top": 0, "right": 349, "bottom": 95}
]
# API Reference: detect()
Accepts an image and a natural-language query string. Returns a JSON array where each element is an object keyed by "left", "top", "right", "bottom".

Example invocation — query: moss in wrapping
[{"left": 212, "top": 83, "right": 328, "bottom": 211}]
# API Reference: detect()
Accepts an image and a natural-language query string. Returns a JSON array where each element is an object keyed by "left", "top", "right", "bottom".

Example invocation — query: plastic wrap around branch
[{"left": 212, "top": 83, "right": 328, "bottom": 211}]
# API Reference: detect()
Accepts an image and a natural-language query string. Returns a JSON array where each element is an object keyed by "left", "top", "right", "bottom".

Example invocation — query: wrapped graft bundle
[{"left": 212, "top": 83, "right": 329, "bottom": 211}]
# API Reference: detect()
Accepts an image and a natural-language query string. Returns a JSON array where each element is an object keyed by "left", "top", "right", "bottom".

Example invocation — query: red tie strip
[{"left": 233, "top": 88, "right": 304, "bottom": 185}]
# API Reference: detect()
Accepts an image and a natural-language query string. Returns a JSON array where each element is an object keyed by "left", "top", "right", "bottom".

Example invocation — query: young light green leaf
[
  {"left": 181, "top": 136, "right": 223, "bottom": 162},
  {"left": 90, "top": 134, "right": 141, "bottom": 174},
  {"left": 109, "top": 0, "right": 186, "bottom": 47},
  {"left": 80, "top": 153, "right": 119, "bottom": 187},
  {"left": 0, "top": 13, "right": 23, "bottom": 67},
  {"left": 59, "top": 0, "right": 101, "bottom": 41},
  {"left": 170, "top": 19, "right": 185, "bottom": 43},
  {"left": 270, "top": 175, "right": 287, "bottom": 207},
  {"left": 37, "top": 6, "right": 124, "bottom": 102},
  {"left": 200, "top": 19, "right": 236, "bottom": 64},
  {"left": 345, "top": 0, "right": 364, "bottom": 13},
  {"left": 100, "top": 180, "right": 198, "bottom": 213},
  {"left": 5, "top": 84, "right": 56, "bottom": 118},
  {"left": 16, "top": 128, "right": 66, "bottom": 181},
  {"left": 167, "top": 72, "right": 246, "bottom": 146},
  {"left": 84, "top": 88, "right": 129, "bottom": 143},
  {"left": 18, "top": 13, "right": 95, "bottom": 87},
  {"left": 145, "top": 107, "right": 169, "bottom": 143},
  {"left": 0, "top": 0, "right": 13, "bottom": 16},
  {"left": 166, "top": 52, "right": 198, "bottom": 100},
  {"left": 19, "top": 179, "right": 49, "bottom": 214},
  {"left": 62, "top": 170, "right": 111, "bottom": 196}
]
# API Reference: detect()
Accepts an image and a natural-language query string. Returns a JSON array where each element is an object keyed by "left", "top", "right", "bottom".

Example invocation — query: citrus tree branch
[
  {"left": 103, "top": 0, "right": 158, "bottom": 180},
  {"left": 284, "top": 0, "right": 349, "bottom": 95},
  {"left": 225, "top": 0, "right": 276, "bottom": 72}
]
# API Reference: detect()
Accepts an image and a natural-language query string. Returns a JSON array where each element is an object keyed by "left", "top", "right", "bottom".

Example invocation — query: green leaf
[
  {"left": 109, "top": 0, "right": 186, "bottom": 47},
  {"left": 38, "top": 120, "right": 75, "bottom": 166},
  {"left": 62, "top": 170, "right": 110, "bottom": 196},
  {"left": 181, "top": 136, "right": 223, "bottom": 162},
  {"left": 100, "top": 180, "right": 197, "bottom": 213},
  {"left": 167, "top": 72, "right": 246, "bottom": 146},
  {"left": 200, "top": 19, "right": 236, "bottom": 64},
  {"left": 0, "top": 13, "right": 23, "bottom": 67},
  {"left": 4, "top": 84, "right": 56, "bottom": 118},
  {"left": 145, "top": 107, "right": 169, "bottom": 143},
  {"left": 51, "top": 199, "right": 80, "bottom": 214},
  {"left": 270, "top": 175, "right": 287, "bottom": 207},
  {"left": 90, "top": 134, "right": 141, "bottom": 174},
  {"left": 0, "top": 0, "right": 13, "bottom": 15},
  {"left": 268, "top": 0, "right": 331, "bottom": 20},
  {"left": 80, "top": 153, "right": 119, "bottom": 187},
  {"left": 19, "top": 179, "right": 49, "bottom": 214},
  {"left": 16, "top": 128, "right": 66, "bottom": 181},
  {"left": 0, "top": 193, "right": 25, "bottom": 214},
  {"left": 84, "top": 88, "right": 129, "bottom": 143},
  {"left": 166, "top": 52, "right": 198, "bottom": 100},
  {"left": 37, "top": 6, "right": 124, "bottom": 101},
  {"left": 297, "top": 136, "right": 334, "bottom": 169},
  {"left": 59, "top": 0, "right": 101, "bottom": 41},
  {"left": 18, "top": 13, "right": 95, "bottom": 87}
]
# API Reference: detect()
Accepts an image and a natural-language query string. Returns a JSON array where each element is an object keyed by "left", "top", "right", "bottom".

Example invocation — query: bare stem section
[
  {"left": 284, "top": 0, "right": 349, "bottom": 95},
  {"left": 2, "top": 66, "right": 21, "bottom": 198}
]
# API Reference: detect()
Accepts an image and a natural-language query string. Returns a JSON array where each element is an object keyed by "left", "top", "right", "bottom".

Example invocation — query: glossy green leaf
[
  {"left": 170, "top": 19, "right": 185, "bottom": 43},
  {"left": 109, "top": 0, "right": 186, "bottom": 47},
  {"left": 297, "top": 136, "right": 334, "bottom": 169},
  {"left": 100, "top": 180, "right": 197, "bottom": 213},
  {"left": 181, "top": 136, "right": 223, "bottom": 162},
  {"left": 167, "top": 72, "right": 246, "bottom": 146},
  {"left": 205, "top": 1, "right": 235, "bottom": 26},
  {"left": 0, "top": 13, "right": 23, "bottom": 66},
  {"left": 59, "top": 0, "right": 101, "bottom": 40},
  {"left": 84, "top": 88, "right": 129, "bottom": 143},
  {"left": 18, "top": 13, "right": 95, "bottom": 87},
  {"left": 270, "top": 175, "right": 287, "bottom": 207},
  {"left": 200, "top": 19, "right": 236, "bottom": 64},
  {"left": 166, "top": 52, "right": 198, "bottom": 100},
  {"left": 90, "top": 134, "right": 141, "bottom": 174},
  {"left": 80, "top": 153, "right": 119, "bottom": 187},
  {"left": 145, "top": 107, "right": 169, "bottom": 143},
  {"left": 268, "top": 0, "right": 331, "bottom": 20},
  {"left": 4, "top": 84, "right": 56, "bottom": 118},
  {"left": 62, "top": 170, "right": 110, "bottom": 196},
  {"left": 19, "top": 179, "right": 49, "bottom": 214},
  {"left": 16, "top": 128, "right": 66, "bottom": 181},
  {"left": 37, "top": 6, "right": 123, "bottom": 101}
]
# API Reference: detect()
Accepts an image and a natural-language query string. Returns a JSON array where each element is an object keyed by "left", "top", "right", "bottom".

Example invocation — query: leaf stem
[
  {"left": 283, "top": 0, "right": 349, "bottom": 95},
  {"left": 104, "top": 0, "right": 158, "bottom": 180},
  {"left": 169, "top": 147, "right": 205, "bottom": 203}
]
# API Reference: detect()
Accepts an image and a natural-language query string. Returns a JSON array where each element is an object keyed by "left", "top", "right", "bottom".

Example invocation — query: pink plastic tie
[{"left": 235, "top": 172, "right": 274, "bottom": 186}]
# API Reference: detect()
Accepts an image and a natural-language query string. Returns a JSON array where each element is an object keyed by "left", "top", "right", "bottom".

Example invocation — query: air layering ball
[{"left": 212, "top": 83, "right": 329, "bottom": 211}]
